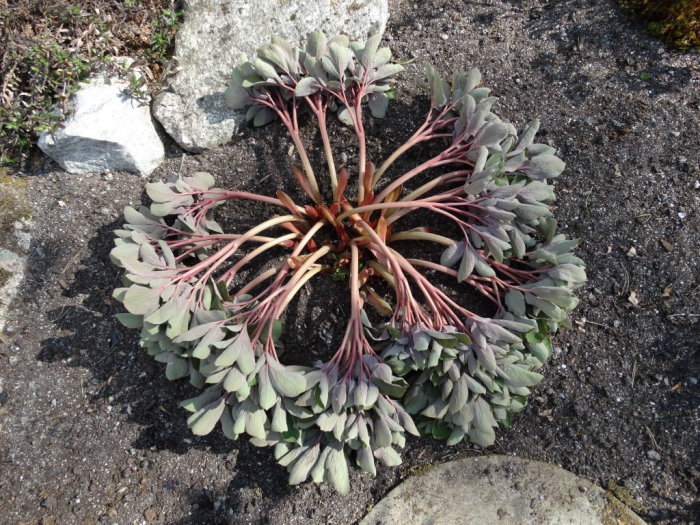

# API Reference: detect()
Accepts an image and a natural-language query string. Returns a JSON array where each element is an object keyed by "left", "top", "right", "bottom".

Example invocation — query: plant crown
[{"left": 111, "top": 31, "right": 586, "bottom": 494}]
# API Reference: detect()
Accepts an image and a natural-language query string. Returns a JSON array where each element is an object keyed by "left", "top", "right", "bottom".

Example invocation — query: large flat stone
[
  {"left": 153, "top": 0, "right": 389, "bottom": 152},
  {"left": 361, "top": 455, "right": 647, "bottom": 525}
]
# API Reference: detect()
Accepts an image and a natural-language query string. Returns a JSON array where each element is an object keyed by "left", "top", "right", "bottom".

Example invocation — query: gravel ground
[{"left": 1, "top": 0, "right": 699, "bottom": 524}]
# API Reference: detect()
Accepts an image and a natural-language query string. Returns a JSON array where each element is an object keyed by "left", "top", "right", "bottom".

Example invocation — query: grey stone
[
  {"left": 646, "top": 450, "right": 661, "bottom": 461},
  {"left": 0, "top": 248, "right": 27, "bottom": 331},
  {"left": 361, "top": 455, "right": 646, "bottom": 525},
  {"left": 152, "top": 0, "right": 389, "bottom": 152},
  {"left": 38, "top": 74, "right": 164, "bottom": 176},
  {"left": 0, "top": 248, "right": 19, "bottom": 264}
]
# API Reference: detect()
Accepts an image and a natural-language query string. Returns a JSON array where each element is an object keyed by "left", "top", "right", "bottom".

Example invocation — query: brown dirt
[{"left": 0, "top": 0, "right": 699, "bottom": 524}]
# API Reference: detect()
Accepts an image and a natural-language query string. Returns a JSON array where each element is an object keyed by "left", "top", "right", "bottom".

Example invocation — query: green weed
[
  {"left": 620, "top": 0, "right": 699, "bottom": 49},
  {"left": 0, "top": 1, "right": 182, "bottom": 167}
]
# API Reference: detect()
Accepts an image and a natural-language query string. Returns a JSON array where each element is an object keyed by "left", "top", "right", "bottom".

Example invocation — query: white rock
[
  {"left": 153, "top": 0, "right": 389, "bottom": 152},
  {"left": 38, "top": 74, "right": 164, "bottom": 176}
]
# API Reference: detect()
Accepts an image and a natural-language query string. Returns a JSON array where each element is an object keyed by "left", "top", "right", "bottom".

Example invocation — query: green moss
[
  {"left": 620, "top": 0, "right": 700, "bottom": 49},
  {"left": 0, "top": 175, "right": 32, "bottom": 235},
  {"left": 409, "top": 462, "right": 437, "bottom": 476},
  {"left": 0, "top": 267, "right": 11, "bottom": 287},
  {"left": 606, "top": 479, "right": 647, "bottom": 514}
]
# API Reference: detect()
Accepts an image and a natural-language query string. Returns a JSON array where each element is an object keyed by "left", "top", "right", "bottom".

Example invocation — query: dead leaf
[
  {"left": 628, "top": 290, "right": 640, "bottom": 306},
  {"left": 670, "top": 381, "right": 682, "bottom": 391},
  {"left": 0, "top": 332, "right": 9, "bottom": 344},
  {"left": 660, "top": 238, "right": 673, "bottom": 252},
  {"left": 661, "top": 285, "right": 673, "bottom": 299}
]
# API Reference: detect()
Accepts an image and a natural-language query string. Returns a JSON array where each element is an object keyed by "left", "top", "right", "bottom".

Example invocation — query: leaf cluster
[
  {"left": 111, "top": 32, "right": 586, "bottom": 494},
  {"left": 224, "top": 31, "right": 402, "bottom": 126}
]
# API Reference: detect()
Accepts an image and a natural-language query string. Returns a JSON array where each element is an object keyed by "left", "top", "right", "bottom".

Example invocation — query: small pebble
[
  {"left": 440, "top": 34, "right": 448, "bottom": 40},
  {"left": 677, "top": 212, "right": 686, "bottom": 219},
  {"left": 144, "top": 508, "right": 158, "bottom": 521},
  {"left": 647, "top": 450, "right": 661, "bottom": 461}
]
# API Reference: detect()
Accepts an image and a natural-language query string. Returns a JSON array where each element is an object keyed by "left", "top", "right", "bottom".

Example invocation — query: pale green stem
[
  {"left": 234, "top": 267, "right": 279, "bottom": 297},
  {"left": 318, "top": 112, "right": 338, "bottom": 195},
  {"left": 222, "top": 232, "right": 299, "bottom": 285},
  {"left": 337, "top": 200, "right": 430, "bottom": 222},
  {"left": 387, "top": 231, "right": 455, "bottom": 246},
  {"left": 373, "top": 156, "right": 453, "bottom": 204},
  {"left": 290, "top": 132, "right": 322, "bottom": 204},
  {"left": 291, "top": 221, "right": 326, "bottom": 257},
  {"left": 274, "top": 266, "right": 323, "bottom": 317},
  {"left": 371, "top": 105, "right": 452, "bottom": 188},
  {"left": 399, "top": 171, "right": 470, "bottom": 202},
  {"left": 367, "top": 260, "right": 396, "bottom": 288},
  {"left": 274, "top": 245, "right": 332, "bottom": 318},
  {"left": 180, "top": 214, "right": 304, "bottom": 285}
]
